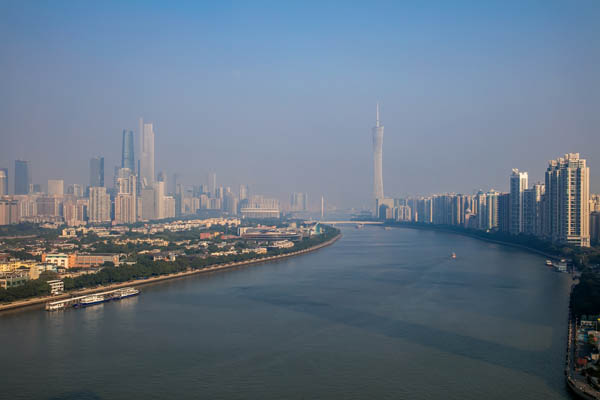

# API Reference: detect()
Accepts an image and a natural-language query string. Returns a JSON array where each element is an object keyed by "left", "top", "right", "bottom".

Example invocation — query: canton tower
[{"left": 372, "top": 103, "right": 384, "bottom": 212}]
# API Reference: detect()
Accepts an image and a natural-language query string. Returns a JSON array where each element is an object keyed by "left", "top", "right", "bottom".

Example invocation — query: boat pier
[{"left": 45, "top": 287, "right": 139, "bottom": 311}]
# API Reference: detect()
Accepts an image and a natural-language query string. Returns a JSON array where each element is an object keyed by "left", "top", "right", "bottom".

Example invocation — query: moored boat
[
  {"left": 116, "top": 287, "right": 140, "bottom": 299},
  {"left": 451, "top": 252, "right": 456, "bottom": 259},
  {"left": 76, "top": 295, "right": 105, "bottom": 308}
]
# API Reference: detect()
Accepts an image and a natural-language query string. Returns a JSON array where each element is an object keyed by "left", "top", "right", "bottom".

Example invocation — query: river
[{"left": 0, "top": 226, "right": 575, "bottom": 399}]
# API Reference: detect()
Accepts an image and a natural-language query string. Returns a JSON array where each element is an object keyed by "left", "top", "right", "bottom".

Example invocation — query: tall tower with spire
[{"left": 372, "top": 103, "right": 384, "bottom": 213}]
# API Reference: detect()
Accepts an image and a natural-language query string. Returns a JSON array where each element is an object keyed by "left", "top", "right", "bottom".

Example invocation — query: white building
[
  {"left": 545, "top": 153, "right": 590, "bottom": 247},
  {"left": 88, "top": 187, "right": 111, "bottom": 223}
]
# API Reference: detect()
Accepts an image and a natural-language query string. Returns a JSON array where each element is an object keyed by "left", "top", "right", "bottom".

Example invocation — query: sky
[{"left": 1, "top": 0, "right": 599, "bottom": 210}]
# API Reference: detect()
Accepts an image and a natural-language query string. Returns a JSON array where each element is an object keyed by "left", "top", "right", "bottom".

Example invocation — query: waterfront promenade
[{"left": 0, "top": 233, "right": 342, "bottom": 313}]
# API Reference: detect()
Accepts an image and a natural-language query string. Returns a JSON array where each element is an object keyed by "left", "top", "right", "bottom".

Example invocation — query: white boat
[
  {"left": 545, "top": 260, "right": 553, "bottom": 266},
  {"left": 77, "top": 295, "right": 105, "bottom": 307},
  {"left": 116, "top": 287, "right": 140, "bottom": 299},
  {"left": 451, "top": 252, "right": 456, "bottom": 259}
]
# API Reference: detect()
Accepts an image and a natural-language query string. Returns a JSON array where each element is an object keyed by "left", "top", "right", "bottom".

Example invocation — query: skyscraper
[
  {"left": 139, "top": 118, "right": 155, "bottom": 188},
  {"left": 121, "top": 129, "right": 135, "bottom": 171},
  {"left": 14, "top": 160, "right": 31, "bottom": 195},
  {"left": 372, "top": 104, "right": 384, "bottom": 212},
  {"left": 89, "top": 157, "right": 104, "bottom": 188},
  {"left": 545, "top": 153, "right": 590, "bottom": 247},
  {"left": 208, "top": 172, "right": 217, "bottom": 197},
  {"left": 0, "top": 169, "right": 7, "bottom": 196},
  {"left": 509, "top": 169, "right": 528, "bottom": 234}
]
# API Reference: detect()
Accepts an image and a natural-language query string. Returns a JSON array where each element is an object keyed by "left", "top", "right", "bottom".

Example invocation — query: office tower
[
  {"left": 48, "top": 179, "right": 64, "bottom": 196},
  {"left": 88, "top": 186, "right": 111, "bottom": 223},
  {"left": 372, "top": 104, "right": 384, "bottom": 212},
  {"left": 89, "top": 157, "right": 105, "bottom": 187},
  {"left": 509, "top": 169, "right": 528, "bottom": 234},
  {"left": 523, "top": 183, "right": 545, "bottom": 236},
  {"left": 0, "top": 169, "right": 7, "bottom": 196},
  {"left": 545, "top": 153, "right": 590, "bottom": 247},
  {"left": 139, "top": 118, "right": 155, "bottom": 187},
  {"left": 208, "top": 173, "right": 217, "bottom": 196},
  {"left": 14, "top": 160, "right": 31, "bottom": 195},
  {"left": 239, "top": 184, "right": 249, "bottom": 201},
  {"left": 291, "top": 192, "right": 308, "bottom": 212},
  {"left": 121, "top": 130, "right": 135, "bottom": 171}
]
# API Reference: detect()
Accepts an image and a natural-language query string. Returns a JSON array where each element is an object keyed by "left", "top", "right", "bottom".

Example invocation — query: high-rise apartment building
[
  {"left": 139, "top": 118, "right": 155, "bottom": 188},
  {"left": 372, "top": 104, "right": 384, "bottom": 212},
  {"left": 121, "top": 130, "right": 135, "bottom": 171},
  {"left": 115, "top": 169, "right": 137, "bottom": 224},
  {"left": 48, "top": 179, "right": 64, "bottom": 196},
  {"left": 545, "top": 153, "right": 590, "bottom": 247},
  {"left": 523, "top": 183, "right": 545, "bottom": 237},
  {"left": 89, "top": 157, "right": 104, "bottom": 188},
  {"left": 509, "top": 169, "right": 528, "bottom": 234},
  {"left": 88, "top": 186, "right": 111, "bottom": 223},
  {"left": 14, "top": 160, "right": 31, "bottom": 195},
  {"left": 0, "top": 169, "right": 7, "bottom": 196}
]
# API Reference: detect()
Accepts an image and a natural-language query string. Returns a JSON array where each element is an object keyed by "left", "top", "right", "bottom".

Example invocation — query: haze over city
[{"left": 2, "top": 1, "right": 599, "bottom": 209}]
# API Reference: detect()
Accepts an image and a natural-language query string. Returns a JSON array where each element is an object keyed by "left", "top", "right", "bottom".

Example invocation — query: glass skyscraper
[
  {"left": 121, "top": 130, "right": 135, "bottom": 171},
  {"left": 14, "top": 160, "right": 30, "bottom": 195},
  {"left": 89, "top": 157, "right": 104, "bottom": 187}
]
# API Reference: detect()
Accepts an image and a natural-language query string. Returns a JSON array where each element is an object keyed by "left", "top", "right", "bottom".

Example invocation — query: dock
[{"left": 45, "top": 287, "right": 138, "bottom": 311}]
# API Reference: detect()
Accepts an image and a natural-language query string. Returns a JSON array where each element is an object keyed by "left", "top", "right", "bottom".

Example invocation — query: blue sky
[{"left": 1, "top": 1, "right": 599, "bottom": 208}]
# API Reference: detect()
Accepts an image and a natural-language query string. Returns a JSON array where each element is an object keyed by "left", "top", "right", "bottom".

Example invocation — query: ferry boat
[
  {"left": 545, "top": 259, "right": 553, "bottom": 267},
  {"left": 451, "top": 252, "right": 456, "bottom": 259},
  {"left": 77, "top": 295, "right": 105, "bottom": 308},
  {"left": 116, "top": 287, "right": 140, "bottom": 299}
]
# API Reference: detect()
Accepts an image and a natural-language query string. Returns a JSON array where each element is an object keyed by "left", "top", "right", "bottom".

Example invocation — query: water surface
[{"left": 0, "top": 227, "right": 574, "bottom": 399}]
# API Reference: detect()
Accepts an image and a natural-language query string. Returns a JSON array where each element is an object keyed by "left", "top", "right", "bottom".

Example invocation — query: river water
[{"left": 0, "top": 227, "right": 575, "bottom": 399}]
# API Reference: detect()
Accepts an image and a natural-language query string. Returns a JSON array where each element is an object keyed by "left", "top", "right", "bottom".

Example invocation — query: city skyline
[{"left": 2, "top": 2, "right": 599, "bottom": 208}]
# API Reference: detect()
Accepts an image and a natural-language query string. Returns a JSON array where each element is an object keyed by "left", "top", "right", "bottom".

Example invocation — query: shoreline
[{"left": 0, "top": 233, "right": 342, "bottom": 314}]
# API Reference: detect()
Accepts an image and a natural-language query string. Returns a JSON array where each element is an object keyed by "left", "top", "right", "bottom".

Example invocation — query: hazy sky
[{"left": 2, "top": 1, "right": 599, "bottom": 209}]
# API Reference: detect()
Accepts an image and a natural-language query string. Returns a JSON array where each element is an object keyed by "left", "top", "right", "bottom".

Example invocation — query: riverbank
[{"left": 0, "top": 233, "right": 342, "bottom": 314}]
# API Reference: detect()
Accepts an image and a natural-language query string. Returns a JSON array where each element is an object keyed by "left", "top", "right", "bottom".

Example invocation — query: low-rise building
[
  {"left": 0, "top": 272, "right": 29, "bottom": 289},
  {"left": 42, "top": 253, "right": 76, "bottom": 269},
  {"left": 46, "top": 279, "right": 64, "bottom": 295}
]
